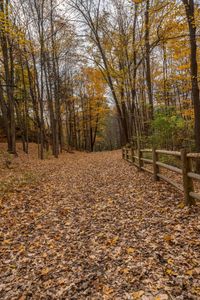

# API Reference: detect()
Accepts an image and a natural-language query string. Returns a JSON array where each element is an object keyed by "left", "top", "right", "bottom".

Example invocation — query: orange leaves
[
  {"left": 107, "top": 236, "right": 119, "bottom": 246},
  {"left": 102, "top": 285, "right": 114, "bottom": 296},
  {"left": 163, "top": 234, "right": 174, "bottom": 243},
  {"left": 2, "top": 239, "right": 11, "bottom": 245},
  {"left": 177, "top": 63, "right": 190, "bottom": 71},
  {"left": 182, "top": 108, "right": 194, "bottom": 118}
]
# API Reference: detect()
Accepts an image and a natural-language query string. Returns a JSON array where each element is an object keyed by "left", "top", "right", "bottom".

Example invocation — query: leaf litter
[{"left": 0, "top": 145, "right": 200, "bottom": 299}]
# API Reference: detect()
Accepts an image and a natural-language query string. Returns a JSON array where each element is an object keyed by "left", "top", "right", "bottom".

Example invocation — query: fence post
[
  {"left": 152, "top": 147, "right": 159, "bottom": 181},
  {"left": 181, "top": 149, "right": 195, "bottom": 206},
  {"left": 138, "top": 146, "right": 143, "bottom": 170},
  {"left": 122, "top": 148, "right": 125, "bottom": 159}
]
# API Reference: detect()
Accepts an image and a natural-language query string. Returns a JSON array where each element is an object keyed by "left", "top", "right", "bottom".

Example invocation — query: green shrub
[{"left": 149, "top": 106, "right": 194, "bottom": 150}]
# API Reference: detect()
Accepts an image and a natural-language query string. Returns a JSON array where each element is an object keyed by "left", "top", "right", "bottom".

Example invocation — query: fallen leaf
[
  {"left": 155, "top": 294, "right": 169, "bottom": 300},
  {"left": 41, "top": 268, "right": 50, "bottom": 276},
  {"left": 127, "top": 247, "right": 135, "bottom": 254},
  {"left": 186, "top": 269, "right": 194, "bottom": 276},
  {"left": 121, "top": 268, "right": 129, "bottom": 274},
  {"left": 167, "top": 258, "right": 174, "bottom": 265},
  {"left": 103, "top": 285, "right": 114, "bottom": 295},
  {"left": 177, "top": 202, "right": 185, "bottom": 209},
  {"left": 165, "top": 269, "right": 177, "bottom": 276},
  {"left": 107, "top": 236, "right": 119, "bottom": 246},
  {"left": 132, "top": 290, "right": 145, "bottom": 299},
  {"left": 163, "top": 235, "right": 173, "bottom": 243}
]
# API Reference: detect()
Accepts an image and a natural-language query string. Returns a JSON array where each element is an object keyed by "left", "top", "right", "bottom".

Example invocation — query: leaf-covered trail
[{"left": 0, "top": 149, "right": 200, "bottom": 300}]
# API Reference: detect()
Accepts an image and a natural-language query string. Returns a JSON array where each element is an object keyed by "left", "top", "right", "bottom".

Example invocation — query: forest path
[{"left": 0, "top": 149, "right": 200, "bottom": 300}]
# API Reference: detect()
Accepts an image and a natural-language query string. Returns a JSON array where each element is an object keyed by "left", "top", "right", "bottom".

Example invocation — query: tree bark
[{"left": 182, "top": 0, "right": 200, "bottom": 154}]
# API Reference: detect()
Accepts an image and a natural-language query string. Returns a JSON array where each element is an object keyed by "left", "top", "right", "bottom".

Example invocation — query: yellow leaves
[
  {"left": 0, "top": 10, "right": 29, "bottom": 46},
  {"left": 28, "top": 241, "right": 40, "bottom": 252},
  {"left": 177, "top": 64, "right": 190, "bottom": 71},
  {"left": 76, "top": 66, "right": 109, "bottom": 137},
  {"left": 112, "top": 236, "right": 119, "bottom": 244},
  {"left": 191, "top": 287, "right": 200, "bottom": 296},
  {"left": 167, "top": 258, "right": 174, "bottom": 265},
  {"left": 186, "top": 269, "right": 194, "bottom": 276},
  {"left": 18, "top": 244, "right": 25, "bottom": 254},
  {"left": 127, "top": 247, "right": 135, "bottom": 255},
  {"left": 173, "top": 49, "right": 190, "bottom": 60},
  {"left": 106, "top": 197, "right": 113, "bottom": 205},
  {"left": 9, "top": 264, "right": 17, "bottom": 269},
  {"left": 177, "top": 202, "right": 185, "bottom": 209},
  {"left": 97, "top": 232, "right": 105, "bottom": 238},
  {"left": 82, "top": 67, "right": 106, "bottom": 96},
  {"left": 185, "top": 268, "right": 200, "bottom": 276},
  {"left": 41, "top": 268, "right": 50, "bottom": 276},
  {"left": 132, "top": 290, "right": 145, "bottom": 299},
  {"left": 165, "top": 268, "right": 177, "bottom": 276}
]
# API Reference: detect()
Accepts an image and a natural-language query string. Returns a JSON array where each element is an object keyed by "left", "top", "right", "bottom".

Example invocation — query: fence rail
[{"left": 122, "top": 146, "right": 200, "bottom": 206}]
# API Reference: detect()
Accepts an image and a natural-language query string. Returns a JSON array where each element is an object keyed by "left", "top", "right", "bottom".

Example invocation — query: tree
[
  {"left": 181, "top": 0, "right": 200, "bottom": 153},
  {"left": 0, "top": 0, "right": 16, "bottom": 154}
]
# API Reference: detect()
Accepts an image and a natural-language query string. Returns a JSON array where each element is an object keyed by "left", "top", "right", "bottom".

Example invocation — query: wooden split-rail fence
[{"left": 122, "top": 146, "right": 200, "bottom": 206}]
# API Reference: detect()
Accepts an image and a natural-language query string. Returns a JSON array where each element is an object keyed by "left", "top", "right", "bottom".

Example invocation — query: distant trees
[
  {"left": 0, "top": 0, "right": 115, "bottom": 156},
  {"left": 72, "top": 0, "right": 200, "bottom": 151},
  {"left": 65, "top": 67, "right": 109, "bottom": 152}
]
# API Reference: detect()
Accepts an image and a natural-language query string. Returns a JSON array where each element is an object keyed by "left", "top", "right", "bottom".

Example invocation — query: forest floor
[{"left": 0, "top": 144, "right": 200, "bottom": 300}]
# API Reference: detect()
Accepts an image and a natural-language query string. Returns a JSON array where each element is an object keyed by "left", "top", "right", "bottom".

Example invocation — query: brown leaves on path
[{"left": 0, "top": 146, "right": 200, "bottom": 299}]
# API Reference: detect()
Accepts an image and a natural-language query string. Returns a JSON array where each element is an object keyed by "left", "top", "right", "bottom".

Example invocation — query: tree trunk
[
  {"left": 145, "top": 0, "right": 153, "bottom": 121},
  {"left": 182, "top": 0, "right": 200, "bottom": 154}
]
